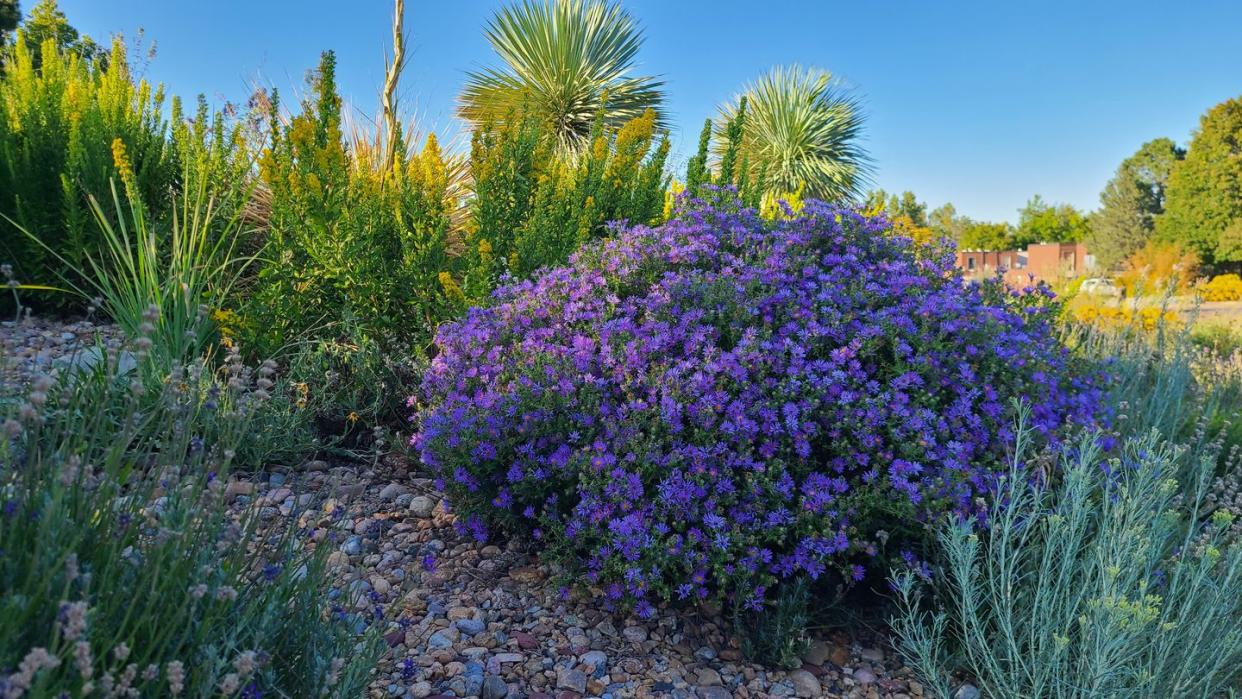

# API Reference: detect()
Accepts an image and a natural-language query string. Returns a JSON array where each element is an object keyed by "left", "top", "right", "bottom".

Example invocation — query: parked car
[{"left": 1079, "top": 277, "right": 1121, "bottom": 296}]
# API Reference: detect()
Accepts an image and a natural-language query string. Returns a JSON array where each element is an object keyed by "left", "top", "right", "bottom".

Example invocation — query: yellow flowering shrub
[{"left": 1199, "top": 274, "right": 1242, "bottom": 302}]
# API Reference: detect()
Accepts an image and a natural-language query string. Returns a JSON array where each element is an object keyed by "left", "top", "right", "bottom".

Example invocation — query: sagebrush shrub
[
  {"left": 891, "top": 417, "right": 1242, "bottom": 699},
  {"left": 413, "top": 190, "right": 1102, "bottom": 619},
  {"left": 0, "top": 335, "right": 380, "bottom": 697}
]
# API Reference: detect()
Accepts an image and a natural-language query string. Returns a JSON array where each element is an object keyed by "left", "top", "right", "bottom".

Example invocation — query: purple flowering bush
[{"left": 412, "top": 191, "right": 1101, "bottom": 621}]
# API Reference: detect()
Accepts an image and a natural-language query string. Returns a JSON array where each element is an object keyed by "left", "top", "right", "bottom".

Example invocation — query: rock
[
  {"left": 695, "top": 668, "right": 722, "bottom": 687},
  {"left": 340, "top": 535, "right": 364, "bottom": 556},
  {"left": 481, "top": 675, "right": 509, "bottom": 699},
  {"left": 326, "top": 551, "right": 349, "bottom": 568},
  {"left": 788, "top": 669, "right": 821, "bottom": 697},
  {"left": 853, "top": 667, "right": 877, "bottom": 684},
  {"left": 408, "top": 495, "right": 436, "bottom": 518},
  {"left": 508, "top": 566, "right": 543, "bottom": 584},
  {"left": 694, "top": 646, "right": 717, "bottom": 662},
  {"left": 514, "top": 631, "right": 539, "bottom": 650},
  {"left": 954, "top": 684, "right": 981, "bottom": 699},
  {"left": 224, "top": 480, "right": 254, "bottom": 500},
  {"left": 801, "top": 641, "right": 831, "bottom": 666},
  {"left": 378, "top": 482, "right": 406, "bottom": 501},
  {"left": 557, "top": 668, "right": 588, "bottom": 694},
  {"left": 696, "top": 688, "right": 732, "bottom": 699},
  {"left": 455, "top": 618, "right": 486, "bottom": 637},
  {"left": 370, "top": 575, "right": 391, "bottom": 597},
  {"left": 427, "top": 630, "right": 456, "bottom": 650},
  {"left": 408, "top": 681, "right": 432, "bottom": 698},
  {"left": 621, "top": 626, "right": 648, "bottom": 643},
  {"left": 859, "top": 647, "right": 884, "bottom": 663},
  {"left": 579, "top": 650, "right": 608, "bottom": 672},
  {"left": 829, "top": 644, "right": 851, "bottom": 667},
  {"left": 55, "top": 347, "right": 136, "bottom": 376}
]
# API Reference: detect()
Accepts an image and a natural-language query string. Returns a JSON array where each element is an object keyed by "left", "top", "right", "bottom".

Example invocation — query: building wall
[{"left": 955, "top": 242, "right": 1091, "bottom": 286}]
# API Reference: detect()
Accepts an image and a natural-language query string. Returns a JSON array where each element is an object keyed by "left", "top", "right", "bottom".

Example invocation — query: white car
[{"left": 1079, "top": 278, "right": 1120, "bottom": 296}]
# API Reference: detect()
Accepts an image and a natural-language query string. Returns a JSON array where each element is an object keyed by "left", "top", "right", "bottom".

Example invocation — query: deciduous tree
[{"left": 1157, "top": 96, "right": 1242, "bottom": 266}]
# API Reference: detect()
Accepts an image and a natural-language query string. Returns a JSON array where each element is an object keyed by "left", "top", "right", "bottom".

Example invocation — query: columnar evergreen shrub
[
  {"left": 248, "top": 51, "right": 459, "bottom": 356},
  {"left": 463, "top": 104, "right": 670, "bottom": 295},
  {"left": 413, "top": 190, "right": 1102, "bottom": 620},
  {"left": 0, "top": 34, "right": 247, "bottom": 305}
]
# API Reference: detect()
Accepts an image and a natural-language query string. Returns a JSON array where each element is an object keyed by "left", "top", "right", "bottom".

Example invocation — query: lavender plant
[
  {"left": 413, "top": 190, "right": 1102, "bottom": 632},
  {"left": 891, "top": 412, "right": 1242, "bottom": 699},
  {"left": 0, "top": 326, "right": 381, "bottom": 697}
]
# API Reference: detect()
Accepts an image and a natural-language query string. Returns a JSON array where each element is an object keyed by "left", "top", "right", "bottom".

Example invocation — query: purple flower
[{"left": 411, "top": 189, "right": 1105, "bottom": 615}]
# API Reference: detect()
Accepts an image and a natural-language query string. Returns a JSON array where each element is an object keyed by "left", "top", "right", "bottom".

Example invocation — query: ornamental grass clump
[{"left": 413, "top": 190, "right": 1102, "bottom": 627}]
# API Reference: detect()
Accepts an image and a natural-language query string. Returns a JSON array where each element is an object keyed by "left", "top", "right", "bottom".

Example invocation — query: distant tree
[
  {"left": 929, "top": 202, "right": 968, "bottom": 241},
  {"left": 890, "top": 191, "right": 927, "bottom": 227},
  {"left": 20, "top": 0, "right": 104, "bottom": 68},
  {"left": 959, "top": 220, "right": 1014, "bottom": 250},
  {"left": 1157, "top": 95, "right": 1242, "bottom": 266},
  {"left": 0, "top": 0, "right": 19, "bottom": 46},
  {"left": 1013, "top": 195, "right": 1089, "bottom": 247},
  {"left": 1088, "top": 138, "right": 1184, "bottom": 271}
]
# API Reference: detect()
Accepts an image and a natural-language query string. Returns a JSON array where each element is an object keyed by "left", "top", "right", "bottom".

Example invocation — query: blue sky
[{"left": 58, "top": 0, "right": 1242, "bottom": 223}]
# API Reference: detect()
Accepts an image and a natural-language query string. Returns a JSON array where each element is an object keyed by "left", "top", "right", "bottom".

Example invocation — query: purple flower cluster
[{"left": 412, "top": 191, "right": 1102, "bottom": 611}]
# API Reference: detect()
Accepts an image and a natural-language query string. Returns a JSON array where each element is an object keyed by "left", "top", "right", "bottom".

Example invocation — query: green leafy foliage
[
  {"left": 1158, "top": 95, "right": 1242, "bottom": 266},
  {"left": 0, "top": 32, "right": 246, "bottom": 310},
  {"left": 0, "top": 346, "right": 380, "bottom": 697},
  {"left": 892, "top": 415, "right": 1242, "bottom": 699},
  {"left": 958, "top": 220, "right": 1015, "bottom": 250},
  {"left": 1013, "top": 194, "right": 1090, "bottom": 247}
]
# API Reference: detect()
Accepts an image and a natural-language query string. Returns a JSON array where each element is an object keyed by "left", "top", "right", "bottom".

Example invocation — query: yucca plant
[
  {"left": 459, "top": 0, "right": 665, "bottom": 156},
  {"left": 714, "top": 64, "right": 869, "bottom": 201}
]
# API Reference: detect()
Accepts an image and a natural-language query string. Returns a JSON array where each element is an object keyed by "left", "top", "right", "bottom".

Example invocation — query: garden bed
[{"left": 232, "top": 454, "right": 925, "bottom": 699}]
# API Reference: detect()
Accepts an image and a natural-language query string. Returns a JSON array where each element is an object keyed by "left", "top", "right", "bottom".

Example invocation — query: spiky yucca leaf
[
  {"left": 459, "top": 0, "right": 665, "bottom": 156},
  {"left": 715, "top": 64, "right": 870, "bottom": 201}
]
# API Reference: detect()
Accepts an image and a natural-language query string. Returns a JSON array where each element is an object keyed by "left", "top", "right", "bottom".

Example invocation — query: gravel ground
[
  {"left": 4, "top": 317, "right": 943, "bottom": 699},
  {"left": 240, "top": 456, "right": 930, "bottom": 699},
  {"left": 0, "top": 315, "right": 124, "bottom": 387}
]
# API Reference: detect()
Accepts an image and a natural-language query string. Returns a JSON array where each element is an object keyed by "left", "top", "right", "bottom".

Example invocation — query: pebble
[
  {"left": 202, "top": 427, "right": 922, "bottom": 699},
  {"left": 557, "top": 668, "right": 588, "bottom": 693},
  {"left": 788, "top": 669, "right": 821, "bottom": 697},
  {"left": 481, "top": 675, "right": 509, "bottom": 699},
  {"left": 427, "top": 630, "right": 456, "bottom": 650},
  {"left": 408, "top": 495, "right": 436, "bottom": 518},
  {"left": 622, "top": 626, "right": 648, "bottom": 643},
  {"left": 955, "top": 683, "right": 981, "bottom": 699},
  {"left": 859, "top": 646, "right": 885, "bottom": 663}
]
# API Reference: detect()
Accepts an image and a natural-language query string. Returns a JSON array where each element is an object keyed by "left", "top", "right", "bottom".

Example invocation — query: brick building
[{"left": 956, "top": 242, "right": 1092, "bottom": 286}]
